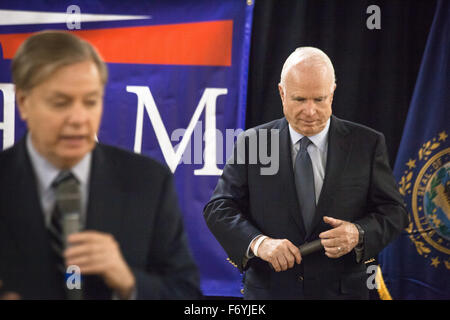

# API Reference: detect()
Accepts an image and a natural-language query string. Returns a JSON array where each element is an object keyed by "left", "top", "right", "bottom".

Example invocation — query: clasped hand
[
  {"left": 255, "top": 216, "right": 359, "bottom": 272},
  {"left": 319, "top": 216, "right": 359, "bottom": 258}
]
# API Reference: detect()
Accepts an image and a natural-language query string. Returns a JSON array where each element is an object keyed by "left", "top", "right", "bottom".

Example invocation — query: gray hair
[{"left": 279, "top": 47, "right": 336, "bottom": 88}]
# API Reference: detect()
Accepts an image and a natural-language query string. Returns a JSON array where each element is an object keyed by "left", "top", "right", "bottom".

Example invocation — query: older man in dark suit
[
  {"left": 0, "top": 31, "right": 200, "bottom": 300},
  {"left": 204, "top": 47, "right": 408, "bottom": 299}
]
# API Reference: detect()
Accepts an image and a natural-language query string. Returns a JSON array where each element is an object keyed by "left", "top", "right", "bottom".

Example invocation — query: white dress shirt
[{"left": 26, "top": 134, "right": 91, "bottom": 228}]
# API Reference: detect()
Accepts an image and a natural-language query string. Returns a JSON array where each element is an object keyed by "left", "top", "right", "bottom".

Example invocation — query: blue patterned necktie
[
  {"left": 48, "top": 171, "right": 78, "bottom": 273},
  {"left": 48, "top": 171, "right": 83, "bottom": 299},
  {"left": 294, "top": 137, "right": 316, "bottom": 233}
]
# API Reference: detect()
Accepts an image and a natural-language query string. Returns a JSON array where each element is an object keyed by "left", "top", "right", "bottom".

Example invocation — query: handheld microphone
[
  {"left": 297, "top": 239, "right": 323, "bottom": 256},
  {"left": 56, "top": 179, "right": 82, "bottom": 248},
  {"left": 267, "top": 239, "right": 324, "bottom": 271},
  {"left": 62, "top": 213, "right": 81, "bottom": 248},
  {"left": 55, "top": 178, "right": 82, "bottom": 300}
]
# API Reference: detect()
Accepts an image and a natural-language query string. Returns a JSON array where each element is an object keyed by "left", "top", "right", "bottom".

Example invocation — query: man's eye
[
  {"left": 314, "top": 98, "right": 324, "bottom": 102},
  {"left": 84, "top": 100, "right": 98, "bottom": 107},
  {"left": 52, "top": 101, "right": 69, "bottom": 108}
]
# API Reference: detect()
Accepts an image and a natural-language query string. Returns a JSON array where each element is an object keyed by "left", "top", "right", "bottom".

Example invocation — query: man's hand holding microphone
[
  {"left": 251, "top": 216, "right": 360, "bottom": 272},
  {"left": 64, "top": 231, "right": 136, "bottom": 300}
]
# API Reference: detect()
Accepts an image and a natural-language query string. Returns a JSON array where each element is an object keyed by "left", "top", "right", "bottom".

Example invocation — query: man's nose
[
  {"left": 67, "top": 102, "right": 88, "bottom": 125},
  {"left": 303, "top": 101, "right": 317, "bottom": 116}
]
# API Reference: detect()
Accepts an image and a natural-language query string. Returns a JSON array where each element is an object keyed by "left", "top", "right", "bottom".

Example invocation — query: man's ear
[
  {"left": 330, "top": 83, "right": 337, "bottom": 103},
  {"left": 15, "top": 89, "right": 29, "bottom": 121},
  {"left": 278, "top": 83, "right": 285, "bottom": 105}
]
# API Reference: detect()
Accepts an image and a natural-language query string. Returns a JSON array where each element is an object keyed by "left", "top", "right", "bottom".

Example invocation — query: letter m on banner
[{"left": 127, "top": 86, "right": 227, "bottom": 175}]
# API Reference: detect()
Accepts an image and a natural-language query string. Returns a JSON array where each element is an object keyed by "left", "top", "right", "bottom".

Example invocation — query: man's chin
[
  {"left": 296, "top": 126, "right": 319, "bottom": 136},
  {"left": 56, "top": 157, "right": 85, "bottom": 169},
  {"left": 298, "top": 122, "right": 328, "bottom": 136},
  {"left": 53, "top": 148, "right": 93, "bottom": 169}
]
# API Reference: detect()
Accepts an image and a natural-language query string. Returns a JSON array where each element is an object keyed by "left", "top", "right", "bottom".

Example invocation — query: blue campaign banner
[
  {"left": 0, "top": 0, "right": 254, "bottom": 296},
  {"left": 378, "top": 0, "right": 449, "bottom": 299}
]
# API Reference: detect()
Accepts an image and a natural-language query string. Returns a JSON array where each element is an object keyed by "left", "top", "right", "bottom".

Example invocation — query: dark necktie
[
  {"left": 294, "top": 137, "right": 316, "bottom": 234},
  {"left": 48, "top": 171, "right": 82, "bottom": 299}
]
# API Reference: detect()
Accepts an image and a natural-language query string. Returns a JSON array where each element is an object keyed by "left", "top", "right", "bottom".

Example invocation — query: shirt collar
[
  {"left": 288, "top": 118, "right": 330, "bottom": 152},
  {"left": 26, "top": 134, "right": 92, "bottom": 191}
]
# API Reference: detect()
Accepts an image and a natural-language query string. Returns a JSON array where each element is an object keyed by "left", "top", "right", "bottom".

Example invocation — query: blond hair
[{"left": 12, "top": 30, "right": 108, "bottom": 91}]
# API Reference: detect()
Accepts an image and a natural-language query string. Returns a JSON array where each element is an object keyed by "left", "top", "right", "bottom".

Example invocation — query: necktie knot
[
  {"left": 52, "top": 171, "right": 80, "bottom": 215},
  {"left": 52, "top": 171, "right": 78, "bottom": 189},
  {"left": 299, "top": 137, "right": 312, "bottom": 153}
]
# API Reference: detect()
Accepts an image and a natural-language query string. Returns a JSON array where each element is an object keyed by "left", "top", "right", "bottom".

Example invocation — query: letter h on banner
[{"left": 0, "top": 83, "right": 15, "bottom": 150}]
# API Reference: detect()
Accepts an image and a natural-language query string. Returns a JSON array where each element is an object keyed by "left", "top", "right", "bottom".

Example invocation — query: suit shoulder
[
  {"left": 0, "top": 145, "right": 14, "bottom": 160},
  {"left": 339, "top": 118, "right": 384, "bottom": 140},
  {"left": 0, "top": 142, "right": 21, "bottom": 167},
  {"left": 241, "top": 118, "right": 286, "bottom": 137},
  {"left": 253, "top": 117, "right": 286, "bottom": 130}
]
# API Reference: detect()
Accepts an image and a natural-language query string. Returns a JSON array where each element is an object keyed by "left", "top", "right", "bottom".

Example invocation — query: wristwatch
[{"left": 354, "top": 223, "right": 365, "bottom": 245}]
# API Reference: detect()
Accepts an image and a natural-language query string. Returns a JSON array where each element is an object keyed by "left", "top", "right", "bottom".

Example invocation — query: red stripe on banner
[{"left": 0, "top": 20, "right": 233, "bottom": 66}]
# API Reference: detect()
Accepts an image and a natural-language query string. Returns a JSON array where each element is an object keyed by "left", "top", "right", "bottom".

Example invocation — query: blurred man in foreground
[{"left": 0, "top": 31, "right": 200, "bottom": 299}]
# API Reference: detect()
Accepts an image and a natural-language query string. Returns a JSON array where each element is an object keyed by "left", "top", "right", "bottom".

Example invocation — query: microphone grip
[
  {"left": 61, "top": 212, "right": 83, "bottom": 300},
  {"left": 62, "top": 213, "right": 81, "bottom": 249},
  {"left": 298, "top": 239, "right": 323, "bottom": 256},
  {"left": 268, "top": 239, "right": 324, "bottom": 270}
]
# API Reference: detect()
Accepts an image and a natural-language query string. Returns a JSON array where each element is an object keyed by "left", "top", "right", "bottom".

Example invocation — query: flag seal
[{"left": 398, "top": 130, "right": 450, "bottom": 270}]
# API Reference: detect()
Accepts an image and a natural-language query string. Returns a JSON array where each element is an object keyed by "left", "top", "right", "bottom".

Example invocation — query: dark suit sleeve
[
  {"left": 354, "top": 133, "right": 409, "bottom": 261},
  {"left": 134, "top": 172, "right": 201, "bottom": 299},
  {"left": 203, "top": 138, "right": 263, "bottom": 272}
]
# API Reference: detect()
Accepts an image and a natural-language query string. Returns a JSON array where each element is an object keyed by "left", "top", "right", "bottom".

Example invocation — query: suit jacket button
[{"left": 298, "top": 275, "right": 304, "bottom": 282}]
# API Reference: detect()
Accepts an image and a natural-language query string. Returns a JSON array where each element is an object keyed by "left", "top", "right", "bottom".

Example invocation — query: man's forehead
[
  {"left": 49, "top": 89, "right": 102, "bottom": 96},
  {"left": 290, "top": 91, "right": 330, "bottom": 99},
  {"left": 289, "top": 62, "right": 332, "bottom": 81},
  {"left": 284, "top": 68, "right": 334, "bottom": 93},
  {"left": 27, "top": 86, "right": 100, "bottom": 102},
  {"left": 286, "top": 78, "right": 333, "bottom": 93}
]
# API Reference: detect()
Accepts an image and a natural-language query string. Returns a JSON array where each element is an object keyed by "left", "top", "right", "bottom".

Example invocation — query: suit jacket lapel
[
  {"left": 86, "top": 144, "right": 123, "bottom": 239},
  {"left": 84, "top": 144, "right": 126, "bottom": 299},
  {"left": 5, "top": 138, "right": 63, "bottom": 287},
  {"left": 308, "top": 115, "right": 353, "bottom": 239}
]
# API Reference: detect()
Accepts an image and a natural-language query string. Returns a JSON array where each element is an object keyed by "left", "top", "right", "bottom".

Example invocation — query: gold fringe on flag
[{"left": 376, "top": 265, "right": 393, "bottom": 300}]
